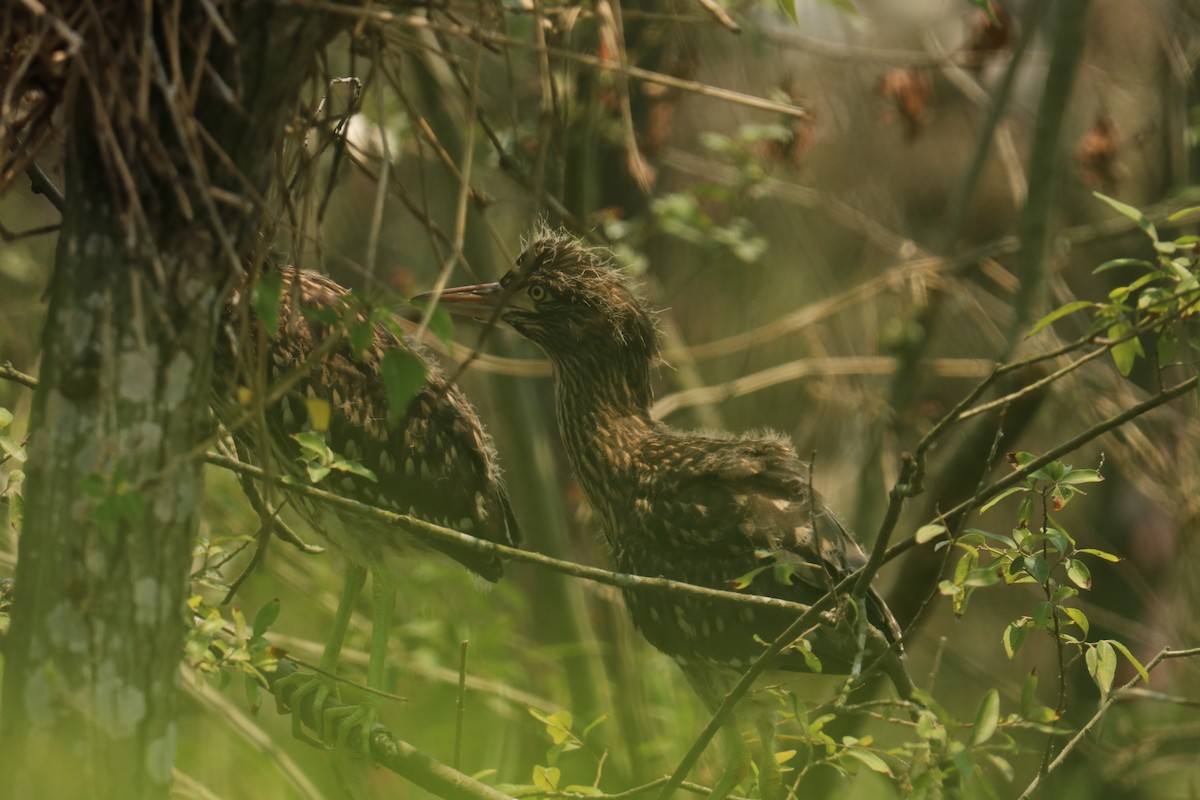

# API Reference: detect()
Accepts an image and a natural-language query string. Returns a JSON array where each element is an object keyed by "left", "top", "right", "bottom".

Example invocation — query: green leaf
[
  {"left": 915, "top": 523, "right": 947, "bottom": 544},
  {"left": 250, "top": 269, "right": 284, "bottom": 338},
  {"left": 1003, "top": 620, "right": 1028, "bottom": 659},
  {"left": 532, "top": 765, "right": 560, "bottom": 792},
  {"left": 0, "top": 434, "right": 26, "bottom": 462},
  {"left": 1166, "top": 205, "right": 1200, "bottom": 222},
  {"left": 425, "top": 305, "right": 456, "bottom": 353},
  {"left": 1065, "top": 559, "right": 1092, "bottom": 590},
  {"left": 1108, "top": 323, "right": 1144, "bottom": 376},
  {"left": 1094, "top": 192, "right": 1159, "bottom": 241},
  {"left": 305, "top": 462, "right": 330, "bottom": 483},
  {"left": 843, "top": 747, "right": 893, "bottom": 777},
  {"left": 252, "top": 598, "right": 281, "bottom": 638},
  {"left": 1093, "top": 258, "right": 1154, "bottom": 274},
  {"left": 1031, "top": 601, "right": 1054, "bottom": 630},
  {"left": 380, "top": 348, "right": 427, "bottom": 427},
  {"left": 1086, "top": 641, "right": 1117, "bottom": 697},
  {"left": 0, "top": 408, "right": 12, "bottom": 429},
  {"left": 732, "top": 565, "right": 769, "bottom": 590},
  {"left": 971, "top": 689, "right": 1000, "bottom": 745},
  {"left": 1061, "top": 606, "right": 1089, "bottom": 636},
  {"left": 348, "top": 320, "right": 374, "bottom": 358},
  {"left": 291, "top": 431, "right": 329, "bottom": 458},
  {"left": 981, "top": 485, "right": 1026, "bottom": 513},
  {"left": 330, "top": 458, "right": 378, "bottom": 483},
  {"left": 540, "top": 710, "right": 575, "bottom": 746},
  {"left": 1028, "top": 301, "right": 1093, "bottom": 337},
  {"left": 1020, "top": 670, "right": 1038, "bottom": 716},
  {"left": 1024, "top": 555, "right": 1050, "bottom": 585},
  {"left": 1060, "top": 469, "right": 1103, "bottom": 485},
  {"left": 1158, "top": 329, "right": 1178, "bottom": 367},
  {"left": 1077, "top": 547, "right": 1121, "bottom": 562},
  {"left": 1108, "top": 639, "right": 1150, "bottom": 684}
]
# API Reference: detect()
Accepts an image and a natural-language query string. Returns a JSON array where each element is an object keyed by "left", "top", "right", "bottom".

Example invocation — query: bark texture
[{"left": 0, "top": 5, "right": 343, "bottom": 796}]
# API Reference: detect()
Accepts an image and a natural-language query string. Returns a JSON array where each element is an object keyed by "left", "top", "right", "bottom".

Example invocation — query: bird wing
[
  {"left": 220, "top": 267, "right": 519, "bottom": 581},
  {"left": 648, "top": 432, "right": 899, "bottom": 642}
]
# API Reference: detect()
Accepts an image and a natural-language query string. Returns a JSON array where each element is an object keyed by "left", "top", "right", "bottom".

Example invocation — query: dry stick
[
  {"left": 414, "top": 41, "right": 483, "bottom": 344},
  {"left": 203, "top": 452, "right": 818, "bottom": 617},
  {"left": 1015, "top": 646, "right": 1200, "bottom": 800},
  {"left": 25, "top": 161, "right": 65, "bottom": 213},
  {"left": 287, "top": 0, "right": 810, "bottom": 121},
  {"left": 454, "top": 640, "right": 469, "bottom": 771},
  {"left": 691, "top": 0, "right": 739, "bottom": 32}
]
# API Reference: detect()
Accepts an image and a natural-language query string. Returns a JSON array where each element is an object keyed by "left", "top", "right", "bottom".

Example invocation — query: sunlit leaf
[
  {"left": 1028, "top": 301, "right": 1093, "bottom": 337},
  {"left": 843, "top": 747, "right": 893, "bottom": 776},
  {"left": 1108, "top": 639, "right": 1150, "bottom": 684},
  {"left": 971, "top": 689, "right": 1000, "bottom": 745},
  {"left": 1086, "top": 641, "right": 1117, "bottom": 697},
  {"left": 1060, "top": 469, "right": 1103, "bottom": 485},
  {"left": 916, "top": 523, "right": 947, "bottom": 544},
  {"left": 252, "top": 598, "right": 281, "bottom": 638},
  {"left": 1094, "top": 192, "right": 1158, "bottom": 241},
  {"left": 1020, "top": 670, "right": 1038, "bottom": 716},
  {"left": 1066, "top": 559, "right": 1092, "bottom": 590},
  {"left": 532, "top": 765, "right": 560, "bottom": 792},
  {"left": 306, "top": 397, "right": 331, "bottom": 433},
  {"left": 981, "top": 485, "right": 1026, "bottom": 513},
  {"left": 1003, "top": 621, "right": 1027, "bottom": 659},
  {"left": 1061, "top": 606, "right": 1089, "bottom": 637},
  {"left": 1077, "top": 547, "right": 1121, "bottom": 562}
]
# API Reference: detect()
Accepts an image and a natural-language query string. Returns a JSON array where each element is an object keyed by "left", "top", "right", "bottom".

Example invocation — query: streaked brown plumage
[
  {"left": 214, "top": 265, "right": 519, "bottom": 736},
  {"left": 426, "top": 231, "right": 900, "bottom": 692}
]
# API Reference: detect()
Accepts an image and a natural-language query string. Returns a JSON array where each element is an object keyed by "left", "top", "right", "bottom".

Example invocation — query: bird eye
[{"left": 528, "top": 284, "right": 549, "bottom": 302}]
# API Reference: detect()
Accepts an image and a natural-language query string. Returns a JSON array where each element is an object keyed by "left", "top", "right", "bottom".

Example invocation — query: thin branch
[
  {"left": 1016, "top": 646, "right": 1200, "bottom": 799},
  {"left": 289, "top": 0, "right": 812, "bottom": 121},
  {"left": 0, "top": 363, "right": 37, "bottom": 390},
  {"left": 203, "top": 452, "right": 819, "bottom": 618},
  {"left": 884, "top": 375, "right": 1199, "bottom": 562},
  {"left": 25, "top": 161, "right": 65, "bottom": 213}
]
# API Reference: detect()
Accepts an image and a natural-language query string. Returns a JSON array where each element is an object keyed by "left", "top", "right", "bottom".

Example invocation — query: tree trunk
[{"left": 0, "top": 4, "right": 343, "bottom": 796}]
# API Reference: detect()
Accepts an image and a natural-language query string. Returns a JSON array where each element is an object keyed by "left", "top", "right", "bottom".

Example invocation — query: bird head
[{"left": 421, "top": 229, "right": 659, "bottom": 368}]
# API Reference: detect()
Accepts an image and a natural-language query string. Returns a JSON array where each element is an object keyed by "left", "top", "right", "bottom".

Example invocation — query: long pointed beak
[{"left": 413, "top": 282, "right": 506, "bottom": 321}]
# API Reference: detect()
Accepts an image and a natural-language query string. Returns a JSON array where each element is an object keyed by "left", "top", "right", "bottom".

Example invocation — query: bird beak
[{"left": 414, "top": 282, "right": 507, "bottom": 322}]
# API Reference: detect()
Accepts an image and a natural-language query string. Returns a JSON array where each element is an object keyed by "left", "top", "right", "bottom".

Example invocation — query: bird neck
[{"left": 547, "top": 349, "right": 656, "bottom": 500}]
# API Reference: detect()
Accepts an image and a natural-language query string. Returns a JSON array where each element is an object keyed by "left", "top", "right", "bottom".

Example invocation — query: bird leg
[
  {"left": 317, "top": 565, "right": 398, "bottom": 751},
  {"left": 706, "top": 718, "right": 753, "bottom": 800},
  {"left": 275, "top": 562, "right": 370, "bottom": 749},
  {"left": 755, "top": 712, "right": 784, "bottom": 800}
]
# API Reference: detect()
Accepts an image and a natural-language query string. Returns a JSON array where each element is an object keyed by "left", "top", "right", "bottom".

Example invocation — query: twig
[
  {"left": 25, "top": 162, "right": 65, "bottom": 213},
  {"left": 884, "top": 375, "right": 1199, "bottom": 562},
  {"left": 455, "top": 640, "right": 468, "bottom": 771},
  {"left": 204, "top": 452, "right": 820, "bottom": 618},
  {"left": 690, "top": 0, "right": 739, "bottom": 33},
  {"left": 1016, "top": 646, "right": 1200, "bottom": 799},
  {"left": 0, "top": 363, "right": 37, "bottom": 390},
  {"left": 287, "top": 0, "right": 812, "bottom": 121}
]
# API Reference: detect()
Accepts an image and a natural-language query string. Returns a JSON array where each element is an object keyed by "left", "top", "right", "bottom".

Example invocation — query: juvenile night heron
[
  {"left": 425, "top": 230, "right": 910, "bottom": 795},
  {"left": 216, "top": 265, "right": 520, "bottom": 745}
]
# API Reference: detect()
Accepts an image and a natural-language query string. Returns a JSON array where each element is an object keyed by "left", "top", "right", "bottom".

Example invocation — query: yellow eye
[{"left": 528, "top": 284, "right": 548, "bottom": 302}]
